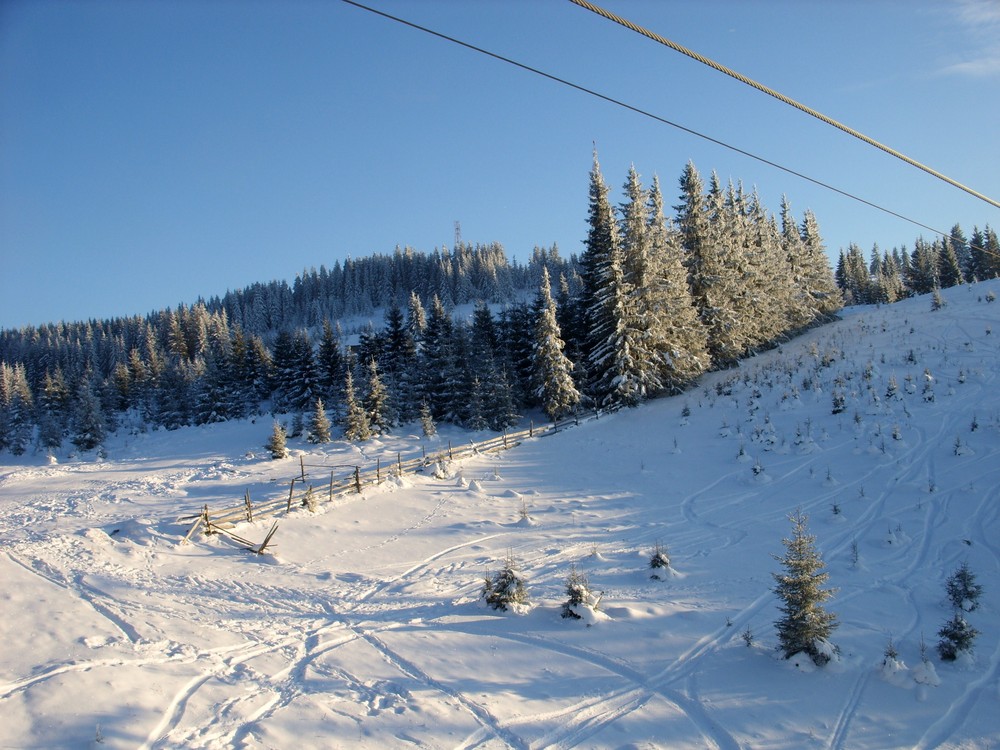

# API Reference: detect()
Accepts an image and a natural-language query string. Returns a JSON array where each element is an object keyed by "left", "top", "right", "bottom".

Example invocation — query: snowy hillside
[{"left": 2, "top": 281, "right": 999, "bottom": 749}]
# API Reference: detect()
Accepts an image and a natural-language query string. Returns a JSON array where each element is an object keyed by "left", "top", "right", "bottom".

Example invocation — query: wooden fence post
[
  {"left": 529, "top": 421, "right": 534, "bottom": 438},
  {"left": 300, "top": 456, "right": 306, "bottom": 481},
  {"left": 397, "top": 452, "right": 402, "bottom": 476},
  {"left": 329, "top": 471, "right": 334, "bottom": 503},
  {"left": 244, "top": 490, "right": 253, "bottom": 523},
  {"left": 286, "top": 477, "right": 296, "bottom": 512},
  {"left": 376, "top": 457, "right": 381, "bottom": 484},
  {"left": 448, "top": 440, "right": 453, "bottom": 460},
  {"left": 354, "top": 466, "right": 362, "bottom": 493}
]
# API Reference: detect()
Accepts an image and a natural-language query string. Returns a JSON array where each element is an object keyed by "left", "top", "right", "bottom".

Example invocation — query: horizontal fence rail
[{"left": 179, "top": 409, "right": 612, "bottom": 549}]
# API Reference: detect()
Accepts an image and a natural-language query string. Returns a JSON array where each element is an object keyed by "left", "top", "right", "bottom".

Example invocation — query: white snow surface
[{"left": 3, "top": 281, "right": 1000, "bottom": 749}]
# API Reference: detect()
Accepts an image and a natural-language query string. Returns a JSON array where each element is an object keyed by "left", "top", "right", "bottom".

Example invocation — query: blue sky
[{"left": 2, "top": 0, "right": 998, "bottom": 329}]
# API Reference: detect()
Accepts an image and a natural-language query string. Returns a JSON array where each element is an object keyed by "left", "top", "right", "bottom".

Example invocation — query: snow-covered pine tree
[
  {"left": 241, "top": 333, "right": 273, "bottom": 407},
  {"left": 938, "top": 237, "right": 963, "bottom": 289},
  {"left": 406, "top": 290, "right": 427, "bottom": 345},
  {"left": 743, "top": 189, "right": 797, "bottom": 347},
  {"left": 0, "top": 363, "right": 33, "bottom": 456},
  {"left": 616, "top": 164, "right": 665, "bottom": 400},
  {"left": 37, "top": 369, "right": 68, "bottom": 452},
  {"left": 419, "top": 401, "right": 436, "bottom": 437},
  {"left": 421, "top": 294, "right": 459, "bottom": 422},
  {"left": 578, "top": 150, "right": 628, "bottom": 405},
  {"left": 497, "top": 301, "right": 535, "bottom": 408},
  {"left": 645, "top": 175, "right": 709, "bottom": 391},
  {"left": 155, "top": 357, "right": 196, "bottom": 430},
  {"left": 364, "top": 358, "right": 393, "bottom": 435},
  {"left": 689, "top": 174, "right": 751, "bottom": 366},
  {"left": 589, "top": 232, "right": 640, "bottom": 408},
  {"left": 531, "top": 267, "right": 581, "bottom": 421},
  {"left": 945, "top": 561, "right": 982, "bottom": 612},
  {"left": 937, "top": 612, "right": 979, "bottom": 661},
  {"left": 468, "top": 302, "right": 520, "bottom": 431},
  {"left": 772, "top": 509, "right": 839, "bottom": 665},
  {"left": 307, "top": 397, "right": 331, "bottom": 444},
  {"left": 781, "top": 195, "right": 813, "bottom": 329},
  {"left": 71, "top": 371, "right": 107, "bottom": 451},
  {"left": 381, "top": 304, "right": 417, "bottom": 423},
  {"left": 342, "top": 370, "right": 371, "bottom": 442},
  {"left": 316, "top": 320, "right": 345, "bottom": 404},
  {"left": 481, "top": 551, "right": 529, "bottom": 612},
  {"left": 649, "top": 541, "right": 672, "bottom": 579},
  {"left": 837, "top": 243, "right": 872, "bottom": 306},
  {"left": 265, "top": 420, "right": 288, "bottom": 459},
  {"left": 562, "top": 566, "right": 601, "bottom": 619},
  {"left": 907, "top": 238, "right": 940, "bottom": 296},
  {"left": 269, "top": 330, "right": 298, "bottom": 412},
  {"left": 945, "top": 224, "right": 970, "bottom": 283},
  {"left": 794, "top": 207, "right": 842, "bottom": 322}
]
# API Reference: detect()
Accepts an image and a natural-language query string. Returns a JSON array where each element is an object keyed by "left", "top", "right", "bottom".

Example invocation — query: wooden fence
[{"left": 179, "top": 411, "right": 603, "bottom": 551}]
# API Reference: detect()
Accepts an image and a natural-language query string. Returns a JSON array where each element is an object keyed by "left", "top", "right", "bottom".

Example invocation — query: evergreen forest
[{"left": 2, "top": 156, "right": 997, "bottom": 455}]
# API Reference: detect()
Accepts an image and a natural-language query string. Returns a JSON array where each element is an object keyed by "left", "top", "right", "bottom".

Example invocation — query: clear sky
[{"left": 2, "top": 0, "right": 998, "bottom": 330}]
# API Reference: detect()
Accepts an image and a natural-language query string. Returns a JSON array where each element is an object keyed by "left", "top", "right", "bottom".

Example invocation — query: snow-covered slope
[{"left": 2, "top": 281, "right": 999, "bottom": 749}]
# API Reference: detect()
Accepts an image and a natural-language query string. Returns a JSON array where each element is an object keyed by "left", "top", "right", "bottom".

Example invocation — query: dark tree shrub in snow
[
  {"left": 481, "top": 552, "right": 529, "bottom": 612},
  {"left": 937, "top": 613, "right": 979, "bottom": 661},
  {"left": 649, "top": 541, "right": 671, "bottom": 579},
  {"left": 772, "top": 510, "right": 839, "bottom": 665},
  {"left": 831, "top": 390, "right": 846, "bottom": 414},
  {"left": 945, "top": 561, "right": 982, "bottom": 612},
  {"left": 562, "top": 566, "right": 601, "bottom": 620},
  {"left": 71, "top": 374, "right": 106, "bottom": 451},
  {"left": 265, "top": 421, "right": 288, "bottom": 459}
]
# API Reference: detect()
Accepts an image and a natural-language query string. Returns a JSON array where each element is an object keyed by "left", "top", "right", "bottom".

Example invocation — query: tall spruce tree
[
  {"left": 531, "top": 267, "right": 581, "bottom": 421},
  {"left": 316, "top": 320, "right": 345, "bottom": 404},
  {"left": 646, "top": 176, "right": 709, "bottom": 390},
  {"left": 938, "top": 237, "right": 964, "bottom": 289},
  {"left": 382, "top": 304, "right": 417, "bottom": 423},
  {"left": 38, "top": 368, "right": 70, "bottom": 451},
  {"left": 421, "top": 295, "right": 460, "bottom": 421},
  {"left": 71, "top": 370, "right": 107, "bottom": 451},
  {"left": 908, "top": 238, "right": 940, "bottom": 295},
  {"left": 0, "top": 363, "right": 33, "bottom": 455},
  {"left": 797, "top": 210, "right": 842, "bottom": 319},
  {"left": 688, "top": 174, "right": 749, "bottom": 365},
  {"left": 772, "top": 509, "right": 839, "bottom": 665},
  {"left": 948, "top": 224, "right": 970, "bottom": 282},
  {"left": 617, "top": 165, "right": 667, "bottom": 400},
  {"left": 579, "top": 150, "right": 625, "bottom": 402}
]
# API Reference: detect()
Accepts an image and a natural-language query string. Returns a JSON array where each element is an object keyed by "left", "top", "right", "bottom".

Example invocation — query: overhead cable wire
[
  {"left": 342, "top": 0, "right": 988, "bottom": 254},
  {"left": 568, "top": 0, "right": 1000, "bottom": 212}
]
